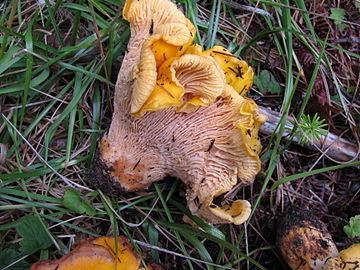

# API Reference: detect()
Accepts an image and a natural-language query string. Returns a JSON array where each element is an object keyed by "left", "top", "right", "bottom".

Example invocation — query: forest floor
[{"left": 0, "top": 0, "right": 359, "bottom": 269}]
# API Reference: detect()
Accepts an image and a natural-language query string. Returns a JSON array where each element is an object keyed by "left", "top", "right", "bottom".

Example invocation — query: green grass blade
[
  {"left": 157, "top": 221, "right": 266, "bottom": 270},
  {"left": 0, "top": 0, "right": 18, "bottom": 57},
  {"left": 87, "top": 85, "right": 101, "bottom": 166},
  {"left": 20, "top": 18, "right": 35, "bottom": 128},
  {"left": 69, "top": 0, "right": 85, "bottom": 45},
  {"left": 44, "top": 0, "right": 64, "bottom": 47},
  {"left": 180, "top": 233, "right": 214, "bottom": 270},
  {"left": 283, "top": 34, "right": 328, "bottom": 149},
  {"left": 206, "top": 0, "right": 221, "bottom": 49},
  {"left": 0, "top": 69, "right": 50, "bottom": 95},
  {"left": 43, "top": 70, "right": 91, "bottom": 160},
  {"left": 155, "top": 183, "right": 195, "bottom": 270},
  {"left": 185, "top": 0, "right": 203, "bottom": 46},
  {"left": 271, "top": 161, "right": 360, "bottom": 191},
  {"left": 0, "top": 46, "right": 23, "bottom": 74}
]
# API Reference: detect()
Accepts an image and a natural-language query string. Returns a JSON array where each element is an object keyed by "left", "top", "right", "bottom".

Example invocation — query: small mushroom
[
  {"left": 90, "top": 0, "right": 266, "bottom": 225},
  {"left": 30, "top": 236, "right": 141, "bottom": 270},
  {"left": 277, "top": 208, "right": 360, "bottom": 270}
]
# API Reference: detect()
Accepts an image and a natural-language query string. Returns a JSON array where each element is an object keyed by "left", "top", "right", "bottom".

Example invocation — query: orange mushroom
[
  {"left": 140, "top": 54, "right": 225, "bottom": 115},
  {"left": 122, "top": 0, "right": 195, "bottom": 115},
  {"left": 327, "top": 243, "right": 360, "bottom": 270},
  {"left": 89, "top": 0, "right": 266, "bottom": 225},
  {"left": 30, "top": 236, "right": 141, "bottom": 270}
]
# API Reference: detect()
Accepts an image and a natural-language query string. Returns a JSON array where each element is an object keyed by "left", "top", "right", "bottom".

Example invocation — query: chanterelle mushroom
[
  {"left": 277, "top": 208, "right": 360, "bottom": 270},
  {"left": 277, "top": 208, "right": 339, "bottom": 270},
  {"left": 90, "top": 0, "right": 266, "bottom": 225},
  {"left": 30, "top": 236, "right": 141, "bottom": 270}
]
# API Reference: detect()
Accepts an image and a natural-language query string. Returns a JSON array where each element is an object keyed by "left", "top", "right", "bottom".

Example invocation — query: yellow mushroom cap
[
  {"left": 123, "top": 0, "right": 195, "bottom": 115},
  {"left": 200, "top": 198, "right": 252, "bottom": 225},
  {"left": 202, "top": 46, "right": 254, "bottom": 96},
  {"left": 92, "top": 236, "right": 141, "bottom": 268},
  {"left": 224, "top": 85, "right": 266, "bottom": 182},
  {"left": 93, "top": 0, "right": 266, "bottom": 225},
  {"left": 326, "top": 243, "right": 360, "bottom": 270},
  {"left": 137, "top": 54, "right": 226, "bottom": 116},
  {"left": 97, "top": 89, "right": 265, "bottom": 224},
  {"left": 181, "top": 90, "right": 264, "bottom": 224},
  {"left": 123, "top": 0, "right": 194, "bottom": 45},
  {"left": 30, "top": 244, "right": 117, "bottom": 270}
]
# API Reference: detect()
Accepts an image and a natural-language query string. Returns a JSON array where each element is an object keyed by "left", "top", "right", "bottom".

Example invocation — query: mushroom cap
[
  {"left": 123, "top": 0, "right": 195, "bottom": 115},
  {"left": 203, "top": 199, "right": 252, "bottom": 225},
  {"left": 201, "top": 46, "right": 254, "bottom": 95},
  {"left": 97, "top": 90, "right": 265, "bottom": 224},
  {"left": 276, "top": 208, "right": 339, "bottom": 270},
  {"left": 133, "top": 43, "right": 257, "bottom": 117},
  {"left": 326, "top": 243, "right": 360, "bottom": 270},
  {"left": 137, "top": 54, "right": 226, "bottom": 116},
  {"left": 31, "top": 245, "right": 116, "bottom": 270},
  {"left": 30, "top": 236, "right": 141, "bottom": 270},
  {"left": 91, "top": 0, "right": 266, "bottom": 225}
]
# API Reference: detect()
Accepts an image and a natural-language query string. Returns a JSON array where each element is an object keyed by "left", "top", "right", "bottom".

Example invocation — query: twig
[
  {"left": 222, "top": 0, "right": 274, "bottom": 21},
  {"left": 259, "top": 106, "right": 359, "bottom": 163}
]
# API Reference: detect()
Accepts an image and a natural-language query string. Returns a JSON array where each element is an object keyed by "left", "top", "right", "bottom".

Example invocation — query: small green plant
[
  {"left": 344, "top": 215, "right": 360, "bottom": 238},
  {"left": 253, "top": 70, "right": 281, "bottom": 94},
  {"left": 16, "top": 216, "right": 53, "bottom": 254},
  {"left": 63, "top": 188, "right": 96, "bottom": 216},
  {"left": 330, "top": 8, "right": 348, "bottom": 30},
  {"left": 291, "top": 113, "right": 328, "bottom": 145},
  {"left": 0, "top": 248, "right": 30, "bottom": 270}
]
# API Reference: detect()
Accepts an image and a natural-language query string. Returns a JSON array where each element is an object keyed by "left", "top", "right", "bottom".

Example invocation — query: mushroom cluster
[{"left": 91, "top": 0, "right": 266, "bottom": 225}]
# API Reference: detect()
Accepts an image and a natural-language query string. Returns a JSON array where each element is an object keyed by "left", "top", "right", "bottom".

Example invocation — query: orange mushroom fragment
[
  {"left": 30, "top": 236, "right": 141, "bottom": 270},
  {"left": 139, "top": 54, "right": 225, "bottom": 115},
  {"left": 327, "top": 243, "right": 360, "bottom": 270},
  {"left": 92, "top": 236, "right": 140, "bottom": 269}
]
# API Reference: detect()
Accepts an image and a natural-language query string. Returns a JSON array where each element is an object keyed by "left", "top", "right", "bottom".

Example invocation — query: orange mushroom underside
[{"left": 88, "top": 0, "right": 266, "bottom": 225}]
